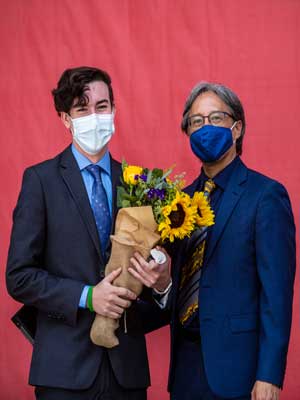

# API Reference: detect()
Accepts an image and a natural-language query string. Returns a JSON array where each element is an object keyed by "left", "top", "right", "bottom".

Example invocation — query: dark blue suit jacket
[
  {"left": 168, "top": 158, "right": 296, "bottom": 398},
  {"left": 6, "top": 146, "right": 167, "bottom": 390}
]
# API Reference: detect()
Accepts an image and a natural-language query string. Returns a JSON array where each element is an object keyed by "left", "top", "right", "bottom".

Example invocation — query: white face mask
[{"left": 71, "top": 113, "right": 115, "bottom": 155}]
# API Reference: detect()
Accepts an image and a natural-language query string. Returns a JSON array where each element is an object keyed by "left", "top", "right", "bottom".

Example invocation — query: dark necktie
[
  {"left": 86, "top": 165, "right": 111, "bottom": 256},
  {"left": 178, "top": 179, "right": 216, "bottom": 327}
]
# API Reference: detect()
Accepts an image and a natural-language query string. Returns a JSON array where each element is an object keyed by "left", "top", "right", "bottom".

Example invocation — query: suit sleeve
[
  {"left": 6, "top": 167, "right": 85, "bottom": 327},
  {"left": 134, "top": 244, "right": 175, "bottom": 333},
  {"left": 136, "top": 297, "right": 171, "bottom": 333},
  {"left": 255, "top": 180, "right": 296, "bottom": 386}
]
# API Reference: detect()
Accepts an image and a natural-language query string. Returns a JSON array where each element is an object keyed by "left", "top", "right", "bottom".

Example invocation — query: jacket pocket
[{"left": 230, "top": 313, "right": 258, "bottom": 333}]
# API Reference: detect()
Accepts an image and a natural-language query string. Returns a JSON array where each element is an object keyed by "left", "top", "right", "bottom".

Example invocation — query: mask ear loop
[
  {"left": 231, "top": 121, "right": 238, "bottom": 144},
  {"left": 230, "top": 121, "right": 237, "bottom": 130},
  {"left": 65, "top": 113, "right": 74, "bottom": 134}
]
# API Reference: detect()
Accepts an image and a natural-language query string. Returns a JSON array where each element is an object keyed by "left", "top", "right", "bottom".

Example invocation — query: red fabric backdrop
[{"left": 0, "top": 1, "right": 299, "bottom": 399}]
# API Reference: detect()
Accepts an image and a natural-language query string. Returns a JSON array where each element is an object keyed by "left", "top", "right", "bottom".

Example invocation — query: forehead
[
  {"left": 189, "top": 91, "right": 230, "bottom": 115},
  {"left": 72, "top": 80, "right": 110, "bottom": 106}
]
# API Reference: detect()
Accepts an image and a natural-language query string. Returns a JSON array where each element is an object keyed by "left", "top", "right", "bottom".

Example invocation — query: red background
[{"left": 0, "top": 1, "right": 299, "bottom": 399}]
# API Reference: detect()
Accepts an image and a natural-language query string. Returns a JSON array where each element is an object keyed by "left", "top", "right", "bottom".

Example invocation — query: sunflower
[
  {"left": 158, "top": 191, "right": 197, "bottom": 242},
  {"left": 191, "top": 191, "right": 215, "bottom": 227}
]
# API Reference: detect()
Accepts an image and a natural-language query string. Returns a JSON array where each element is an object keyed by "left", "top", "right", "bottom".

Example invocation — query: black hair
[{"left": 52, "top": 66, "right": 114, "bottom": 115}]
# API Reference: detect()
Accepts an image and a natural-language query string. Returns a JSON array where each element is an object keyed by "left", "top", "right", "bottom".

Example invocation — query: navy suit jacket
[
  {"left": 6, "top": 146, "right": 167, "bottom": 390},
  {"left": 168, "top": 158, "right": 296, "bottom": 398}
]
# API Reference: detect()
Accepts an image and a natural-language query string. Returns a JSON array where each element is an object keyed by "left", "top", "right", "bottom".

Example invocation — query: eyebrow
[
  {"left": 73, "top": 99, "right": 109, "bottom": 109},
  {"left": 96, "top": 99, "right": 109, "bottom": 106},
  {"left": 190, "top": 111, "right": 222, "bottom": 117}
]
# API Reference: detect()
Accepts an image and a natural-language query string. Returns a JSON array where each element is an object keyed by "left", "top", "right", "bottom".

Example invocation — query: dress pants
[
  {"left": 170, "top": 336, "right": 251, "bottom": 400},
  {"left": 35, "top": 350, "right": 147, "bottom": 400}
]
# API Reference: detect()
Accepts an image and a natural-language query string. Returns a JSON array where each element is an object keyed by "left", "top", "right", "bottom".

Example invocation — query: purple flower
[
  {"left": 147, "top": 188, "right": 156, "bottom": 199},
  {"left": 147, "top": 188, "right": 165, "bottom": 200},
  {"left": 134, "top": 174, "right": 147, "bottom": 182},
  {"left": 157, "top": 189, "right": 166, "bottom": 200}
]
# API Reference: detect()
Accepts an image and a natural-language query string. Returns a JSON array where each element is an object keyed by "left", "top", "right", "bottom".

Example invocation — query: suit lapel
[
  {"left": 102, "top": 157, "right": 122, "bottom": 258},
  {"left": 110, "top": 157, "right": 122, "bottom": 229},
  {"left": 59, "top": 147, "right": 104, "bottom": 262},
  {"left": 204, "top": 159, "right": 248, "bottom": 265}
]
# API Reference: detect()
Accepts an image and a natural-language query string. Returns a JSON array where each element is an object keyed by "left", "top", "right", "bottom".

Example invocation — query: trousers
[{"left": 35, "top": 350, "right": 147, "bottom": 400}]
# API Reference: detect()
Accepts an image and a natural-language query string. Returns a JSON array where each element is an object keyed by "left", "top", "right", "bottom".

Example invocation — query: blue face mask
[{"left": 190, "top": 123, "right": 236, "bottom": 163}]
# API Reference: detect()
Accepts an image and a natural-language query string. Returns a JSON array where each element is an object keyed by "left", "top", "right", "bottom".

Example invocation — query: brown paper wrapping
[{"left": 90, "top": 206, "right": 160, "bottom": 348}]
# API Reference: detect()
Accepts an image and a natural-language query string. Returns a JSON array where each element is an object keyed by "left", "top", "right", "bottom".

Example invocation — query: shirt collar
[
  {"left": 71, "top": 144, "right": 111, "bottom": 176},
  {"left": 201, "top": 156, "right": 240, "bottom": 190}
]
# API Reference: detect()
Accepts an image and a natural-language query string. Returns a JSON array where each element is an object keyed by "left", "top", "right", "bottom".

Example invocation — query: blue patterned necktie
[{"left": 86, "top": 165, "right": 111, "bottom": 256}]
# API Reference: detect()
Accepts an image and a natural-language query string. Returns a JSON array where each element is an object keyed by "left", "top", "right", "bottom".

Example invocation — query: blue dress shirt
[{"left": 71, "top": 145, "right": 112, "bottom": 308}]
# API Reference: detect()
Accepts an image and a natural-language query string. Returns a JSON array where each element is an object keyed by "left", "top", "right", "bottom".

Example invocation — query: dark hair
[
  {"left": 52, "top": 66, "right": 114, "bottom": 115},
  {"left": 181, "top": 82, "right": 246, "bottom": 155}
]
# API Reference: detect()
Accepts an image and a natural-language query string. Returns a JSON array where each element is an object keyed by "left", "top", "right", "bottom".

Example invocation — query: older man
[{"left": 167, "top": 82, "right": 295, "bottom": 400}]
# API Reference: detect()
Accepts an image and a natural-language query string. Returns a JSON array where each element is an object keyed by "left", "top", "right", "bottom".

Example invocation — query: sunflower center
[{"left": 169, "top": 204, "right": 185, "bottom": 228}]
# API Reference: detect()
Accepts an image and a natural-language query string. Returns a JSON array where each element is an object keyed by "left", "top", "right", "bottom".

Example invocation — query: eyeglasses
[{"left": 187, "top": 111, "right": 234, "bottom": 131}]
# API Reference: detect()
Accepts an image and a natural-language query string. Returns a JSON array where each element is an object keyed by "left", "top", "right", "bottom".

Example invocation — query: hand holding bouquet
[{"left": 90, "top": 161, "right": 214, "bottom": 348}]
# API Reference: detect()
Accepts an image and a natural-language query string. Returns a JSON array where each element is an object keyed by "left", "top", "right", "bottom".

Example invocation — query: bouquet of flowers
[{"left": 90, "top": 161, "right": 214, "bottom": 348}]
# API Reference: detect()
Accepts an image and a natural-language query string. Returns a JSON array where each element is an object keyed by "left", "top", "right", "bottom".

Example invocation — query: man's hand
[
  {"left": 251, "top": 381, "right": 280, "bottom": 400},
  {"left": 92, "top": 268, "right": 137, "bottom": 319},
  {"left": 128, "top": 247, "right": 171, "bottom": 292}
]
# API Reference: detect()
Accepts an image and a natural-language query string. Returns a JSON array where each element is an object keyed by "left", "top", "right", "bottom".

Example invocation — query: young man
[
  {"left": 6, "top": 66, "right": 169, "bottom": 400},
  {"left": 167, "top": 82, "right": 296, "bottom": 400}
]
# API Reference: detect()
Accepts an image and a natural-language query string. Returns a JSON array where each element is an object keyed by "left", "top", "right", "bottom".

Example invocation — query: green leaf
[
  {"left": 155, "top": 182, "right": 164, "bottom": 189},
  {"left": 117, "top": 186, "right": 127, "bottom": 207},
  {"left": 121, "top": 199, "right": 131, "bottom": 208},
  {"left": 161, "top": 168, "right": 172, "bottom": 180},
  {"left": 146, "top": 169, "right": 152, "bottom": 183},
  {"left": 152, "top": 168, "right": 163, "bottom": 178},
  {"left": 135, "top": 185, "right": 145, "bottom": 199},
  {"left": 119, "top": 175, "right": 125, "bottom": 186},
  {"left": 121, "top": 159, "right": 128, "bottom": 170}
]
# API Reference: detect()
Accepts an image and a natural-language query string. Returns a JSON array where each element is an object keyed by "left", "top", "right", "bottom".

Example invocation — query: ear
[
  {"left": 232, "top": 120, "right": 242, "bottom": 142},
  {"left": 60, "top": 112, "right": 72, "bottom": 130}
]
